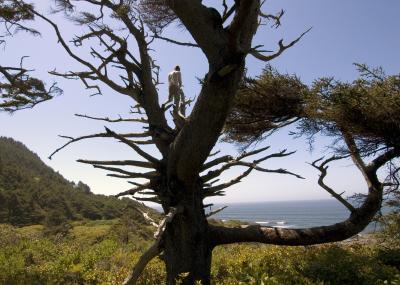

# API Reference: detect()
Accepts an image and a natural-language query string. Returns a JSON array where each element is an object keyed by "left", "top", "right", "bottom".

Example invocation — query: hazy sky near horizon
[{"left": 1, "top": 0, "right": 399, "bottom": 204}]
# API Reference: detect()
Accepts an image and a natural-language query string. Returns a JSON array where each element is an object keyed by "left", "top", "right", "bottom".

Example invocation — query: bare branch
[
  {"left": 221, "top": 3, "right": 236, "bottom": 24},
  {"left": 259, "top": 9, "right": 285, "bottom": 28},
  {"left": 152, "top": 33, "right": 199, "bottom": 48},
  {"left": 48, "top": 130, "right": 151, "bottom": 159},
  {"left": 250, "top": 27, "right": 312, "bottom": 62},
  {"left": 135, "top": 208, "right": 159, "bottom": 228},
  {"left": 203, "top": 168, "right": 253, "bottom": 197},
  {"left": 75, "top": 113, "right": 148, "bottom": 123},
  {"left": 206, "top": 206, "right": 228, "bottom": 218},
  {"left": 91, "top": 164, "right": 159, "bottom": 179},
  {"left": 310, "top": 156, "right": 356, "bottom": 213},
  {"left": 201, "top": 148, "right": 300, "bottom": 182},
  {"left": 122, "top": 240, "right": 162, "bottom": 285},
  {"left": 202, "top": 155, "right": 233, "bottom": 171},
  {"left": 105, "top": 127, "right": 160, "bottom": 164},
  {"left": 115, "top": 182, "right": 153, "bottom": 198},
  {"left": 30, "top": 9, "right": 134, "bottom": 97},
  {"left": 123, "top": 206, "right": 183, "bottom": 285},
  {"left": 78, "top": 159, "right": 156, "bottom": 169}
]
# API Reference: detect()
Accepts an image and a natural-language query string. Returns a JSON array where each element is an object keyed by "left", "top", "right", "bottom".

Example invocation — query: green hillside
[{"left": 0, "top": 137, "right": 157, "bottom": 226}]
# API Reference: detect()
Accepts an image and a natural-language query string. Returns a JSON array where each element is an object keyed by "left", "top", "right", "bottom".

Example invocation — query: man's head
[{"left": 174, "top": 65, "right": 180, "bottom": 71}]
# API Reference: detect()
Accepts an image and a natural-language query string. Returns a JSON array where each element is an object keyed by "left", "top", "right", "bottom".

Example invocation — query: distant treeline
[{"left": 0, "top": 137, "right": 154, "bottom": 226}]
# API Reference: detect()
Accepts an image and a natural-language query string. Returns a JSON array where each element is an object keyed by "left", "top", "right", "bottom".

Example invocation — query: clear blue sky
[{"left": 1, "top": 0, "right": 399, "bottom": 203}]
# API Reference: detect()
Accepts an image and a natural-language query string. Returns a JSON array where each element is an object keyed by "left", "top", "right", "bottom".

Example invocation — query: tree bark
[{"left": 162, "top": 185, "right": 212, "bottom": 285}]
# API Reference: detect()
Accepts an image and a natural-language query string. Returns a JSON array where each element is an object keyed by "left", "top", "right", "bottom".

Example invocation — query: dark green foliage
[
  {"left": 301, "top": 64, "right": 400, "bottom": 153},
  {"left": 0, "top": 137, "right": 158, "bottom": 226},
  {"left": 43, "top": 208, "right": 72, "bottom": 237},
  {"left": 225, "top": 64, "right": 400, "bottom": 154},
  {"left": 0, "top": 1, "right": 60, "bottom": 112},
  {"left": 0, "top": 72, "right": 61, "bottom": 112},
  {"left": 0, "top": 0, "right": 36, "bottom": 34},
  {"left": 224, "top": 65, "right": 307, "bottom": 146}
]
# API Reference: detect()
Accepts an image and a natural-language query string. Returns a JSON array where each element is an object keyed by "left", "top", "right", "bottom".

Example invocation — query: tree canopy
[{"left": 0, "top": 0, "right": 61, "bottom": 112}]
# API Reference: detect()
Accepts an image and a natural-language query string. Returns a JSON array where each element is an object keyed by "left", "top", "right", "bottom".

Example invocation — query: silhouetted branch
[
  {"left": 201, "top": 148, "right": 300, "bottom": 182},
  {"left": 259, "top": 8, "right": 285, "bottom": 28},
  {"left": 75, "top": 113, "right": 148, "bottom": 123},
  {"left": 250, "top": 27, "right": 311, "bottom": 62},
  {"left": 105, "top": 127, "right": 160, "bottom": 164},
  {"left": 310, "top": 156, "right": 356, "bottom": 213},
  {"left": 152, "top": 33, "right": 199, "bottom": 47},
  {"left": 77, "top": 159, "right": 156, "bottom": 169},
  {"left": 96, "top": 165, "right": 158, "bottom": 179},
  {"left": 206, "top": 206, "right": 228, "bottom": 218},
  {"left": 48, "top": 130, "right": 151, "bottom": 159},
  {"left": 115, "top": 182, "right": 153, "bottom": 198}
]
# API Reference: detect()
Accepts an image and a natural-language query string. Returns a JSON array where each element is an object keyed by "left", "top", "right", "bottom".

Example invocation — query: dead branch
[
  {"left": 221, "top": 2, "right": 236, "bottom": 24},
  {"left": 201, "top": 148, "right": 300, "bottom": 182},
  {"left": 202, "top": 155, "right": 233, "bottom": 171},
  {"left": 250, "top": 27, "right": 312, "bottom": 62},
  {"left": 203, "top": 168, "right": 253, "bottom": 197},
  {"left": 77, "top": 159, "right": 156, "bottom": 169},
  {"left": 115, "top": 182, "right": 153, "bottom": 197},
  {"left": 31, "top": 9, "right": 135, "bottom": 98},
  {"left": 310, "top": 156, "right": 356, "bottom": 213},
  {"left": 122, "top": 240, "right": 161, "bottom": 285},
  {"left": 206, "top": 205, "right": 228, "bottom": 218},
  {"left": 122, "top": 206, "right": 183, "bottom": 285},
  {"left": 135, "top": 208, "right": 159, "bottom": 228},
  {"left": 98, "top": 167, "right": 159, "bottom": 180},
  {"left": 152, "top": 33, "right": 199, "bottom": 47},
  {"left": 105, "top": 127, "right": 160, "bottom": 164},
  {"left": 48, "top": 130, "right": 151, "bottom": 159},
  {"left": 259, "top": 9, "right": 285, "bottom": 28},
  {"left": 202, "top": 146, "right": 271, "bottom": 172},
  {"left": 75, "top": 113, "right": 148, "bottom": 123}
]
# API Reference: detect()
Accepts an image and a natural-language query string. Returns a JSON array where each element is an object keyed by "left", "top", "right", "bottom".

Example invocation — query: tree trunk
[{"left": 162, "top": 187, "right": 212, "bottom": 285}]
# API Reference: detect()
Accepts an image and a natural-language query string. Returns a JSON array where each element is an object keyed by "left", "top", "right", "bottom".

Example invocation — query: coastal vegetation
[{"left": 1, "top": 220, "right": 399, "bottom": 285}]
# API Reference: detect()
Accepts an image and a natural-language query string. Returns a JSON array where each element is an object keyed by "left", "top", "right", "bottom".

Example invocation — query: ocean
[
  {"left": 152, "top": 199, "right": 383, "bottom": 233},
  {"left": 207, "top": 199, "right": 382, "bottom": 233}
]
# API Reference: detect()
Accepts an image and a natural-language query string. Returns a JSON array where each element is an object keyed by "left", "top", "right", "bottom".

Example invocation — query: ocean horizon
[
  {"left": 152, "top": 199, "right": 382, "bottom": 233},
  {"left": 208, "top": 199, "right": 382, "bottom": 233}
]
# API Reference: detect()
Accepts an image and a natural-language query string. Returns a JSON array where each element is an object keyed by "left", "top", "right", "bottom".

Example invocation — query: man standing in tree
[{"left": 167, "top": 65, "right": 185, "bottom": 116}]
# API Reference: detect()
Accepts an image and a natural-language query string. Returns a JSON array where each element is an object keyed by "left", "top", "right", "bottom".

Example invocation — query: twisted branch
[
  {"left": 250, "top": 27, "right": 312, "bottom": 62},
  {"left": 122, "top": 206, "right": 183, "bottom": 285},
  {"left": 310, "top": 156, "right": 356, "bottom": 213}
]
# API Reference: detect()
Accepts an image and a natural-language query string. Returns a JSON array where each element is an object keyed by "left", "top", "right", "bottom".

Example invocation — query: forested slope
[{"left": 0, "top": 137, "right": 155, "bottom": 226}]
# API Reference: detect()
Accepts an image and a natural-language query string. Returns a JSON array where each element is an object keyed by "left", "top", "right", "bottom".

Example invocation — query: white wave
[
  {"left": 255, "top": 221, "right": 270, "bottom": 224},
  {"left": 274, "top": 225, "right": 295, "bottom": 229}
]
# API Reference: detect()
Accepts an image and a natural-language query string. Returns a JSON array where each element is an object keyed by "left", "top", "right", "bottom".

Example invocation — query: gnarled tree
[
  {"left": 223, "top": 63, "right": 400, "bottom": 244},
  {"left": 16, "top": 0, "right": 397, "bottom": 284}
]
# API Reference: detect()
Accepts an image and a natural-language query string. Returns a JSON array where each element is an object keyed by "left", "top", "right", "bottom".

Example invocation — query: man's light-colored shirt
[{"left": 168, "top": 70, "right": 182, "bottom": 87}]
